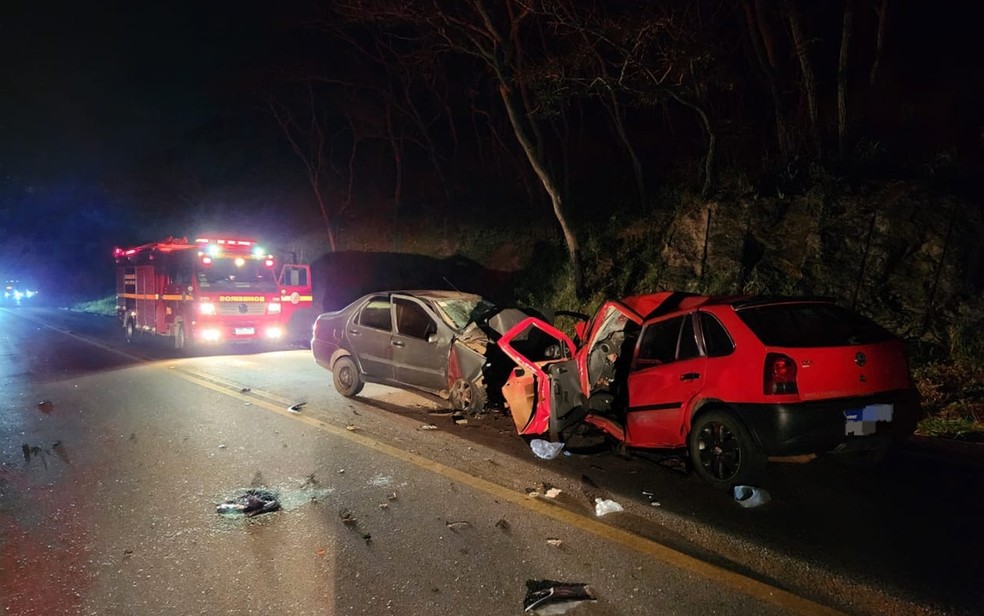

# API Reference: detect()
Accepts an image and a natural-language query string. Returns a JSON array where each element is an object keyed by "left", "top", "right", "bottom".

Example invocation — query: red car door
[
  {"left": 497, "top": 317, "right": 578, "bottom": 436},
  {"left": 625, "top": 313, "right": 707, "bottom": 448}
]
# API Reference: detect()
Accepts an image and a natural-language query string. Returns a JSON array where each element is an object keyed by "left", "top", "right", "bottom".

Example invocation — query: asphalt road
[{"left": 1, "top": 306, "right": 981, "bottom": 616}]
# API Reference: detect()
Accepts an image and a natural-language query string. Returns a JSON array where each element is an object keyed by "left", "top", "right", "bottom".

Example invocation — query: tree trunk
[
  {"left": 268, "top": 95, "right": 337, "bottom": 252},
  {"left": 785, "top": 1, "right": 821, "bottom": 154},
  {"left": 606, "top": 90, "right": 647, "bottom": 209},
  {"left": 741, "top": 0, "right": 791, "bottom": 158},
  {"left": 402, "top": 79, "right": 453, "bottom": 206},
  {"left": 385, "top": 105, "right": 403, "bottom": 222},
  {"left": 869, "top": 0, "right": 889, "bottom": 86},
  {"left": 838, "top": 0, "right": 855, "bottom": 158},
  {"left": 662, "top": 89, "right": 715, "bottom": 198},
  {"left": 497, "top": 83, "right": 583, "bottom": 296}
]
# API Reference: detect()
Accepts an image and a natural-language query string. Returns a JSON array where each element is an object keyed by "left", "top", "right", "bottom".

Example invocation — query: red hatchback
[{"left": 496, "top": 292, "right": 921, "bottom": 488}]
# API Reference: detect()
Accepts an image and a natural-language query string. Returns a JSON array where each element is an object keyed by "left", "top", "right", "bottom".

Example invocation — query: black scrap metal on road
[{"left": 2, "top": 306, "right": 983, "bottom": 616}]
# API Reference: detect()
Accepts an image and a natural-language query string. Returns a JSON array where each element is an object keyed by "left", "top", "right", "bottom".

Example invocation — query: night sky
[
  {"left": 1, "top": 1, "right": 311, "bottom": 295},
  {"left": 1, "top": 0, "right": 982, "bottom": 301},
  {"left": 1, "top": 1, "right": 282, "bottom": 177}
]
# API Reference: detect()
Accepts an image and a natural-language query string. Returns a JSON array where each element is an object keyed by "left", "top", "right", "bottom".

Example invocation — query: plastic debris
[
  {"left": 524, "top": 580, "right": 596, "bottom": 615},
  {"left": 345, "top": 425, "right": 357, "bottom": 431},
  {"left": 530, "top": 439, "right": 565, "bottom": 460},
  {"left": 642, "top": 490, "right": 661, "bottom": 506},
  {"left": 288, "top": 402, "right": 306, "bottom": 413},
  {"left": 445, "top": 520, "right": 471, "bottom": 531},
  {"left": 419, "top": 424, "right": 439, "bottom": 430},
  {"left": 339, "top": 508, "right": 358, "bottom": 525},
  {"left": 594, "top": 498, "right": 624, "bottom": 517},
  {"left": 545, "top": 488, "right": 563, "bottom": 499},
  {"left": 546, "top": 538, "right": 563, "bottom": 548},
  {"left": 733, "top": 485, "right": 771, "bottom": 508},
  {"left": 454, "top": 418, "right": 469, "bottom": 425},
  {"left": 216, "top": 489, "right": 280, "bottom": 517}
]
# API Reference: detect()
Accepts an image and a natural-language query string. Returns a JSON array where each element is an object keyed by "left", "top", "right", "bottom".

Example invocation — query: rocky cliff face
[{"left": 611, "top": 180, "right": 983, "bottom": 355}]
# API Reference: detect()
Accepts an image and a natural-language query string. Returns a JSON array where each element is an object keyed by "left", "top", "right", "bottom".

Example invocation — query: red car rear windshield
[{"left": 735, "top": 303, "right": 895, "bottom": 347}]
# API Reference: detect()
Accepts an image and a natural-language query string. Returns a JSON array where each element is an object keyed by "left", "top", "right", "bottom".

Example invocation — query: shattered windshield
[
  {"left": 196, "top": 257, "right": 277, "bottom": 291},
  {"left": 434, "top": 297, "right": 496, "bottom": 331}
]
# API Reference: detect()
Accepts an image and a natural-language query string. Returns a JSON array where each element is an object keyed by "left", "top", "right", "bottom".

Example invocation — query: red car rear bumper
[{"left": 731, "top": 388, "right": 922, "bottom": 456}]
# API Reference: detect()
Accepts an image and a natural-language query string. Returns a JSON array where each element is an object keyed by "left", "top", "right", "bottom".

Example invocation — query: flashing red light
[
  {"left": 195, "top": 237, "right": 254, "bottom": 247},
  {"left": 201, "top": 256, "right": 213, "bottom": 265},
  {"left": 264, "top": 258, "right": 275, "bottom": 268}
]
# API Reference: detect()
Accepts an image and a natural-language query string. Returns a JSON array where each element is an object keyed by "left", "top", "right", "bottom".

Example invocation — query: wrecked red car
[{"left": 497, "top": 292, "right": 921, "bottom": 489}]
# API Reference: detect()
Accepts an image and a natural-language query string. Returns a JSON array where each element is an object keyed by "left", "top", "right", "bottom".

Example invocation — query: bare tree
[
  {"left": 530, "top": 0, "right": 718, "bottom": 197},
  {"left": 784, "top": 0, "right": 820, "bottom": 154},
  {"left": 741, "top": 0, "right": 792, "bottom": 158},
  {"left": 268, "top": 87, "right": 337, "bottom": 251},
  {"left": 869, "top": 0, "right": 889, "bottom": 86},
  {"left": 838, "top": 0, "right": 856, "bottom": 158},
  {"left": 334, "top": 0, "right": 585, "bottom": 294}
]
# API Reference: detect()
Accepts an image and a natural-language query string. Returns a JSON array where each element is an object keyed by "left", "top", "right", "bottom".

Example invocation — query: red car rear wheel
[{"left": 688, "top": 410, "right": 765, "bottom": 490}]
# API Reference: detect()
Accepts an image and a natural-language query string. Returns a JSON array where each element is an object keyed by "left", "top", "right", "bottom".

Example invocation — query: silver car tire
[
  {"left": 332, "top": 356, "right": 365, "bottom": 397},
  {"left": 450, "top": 377, "right": 486, "bottom": 414}
]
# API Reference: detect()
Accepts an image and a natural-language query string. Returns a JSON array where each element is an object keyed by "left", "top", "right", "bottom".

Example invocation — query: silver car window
[
  {"left": 394, "top": 298, "right": 437, "bottom": 340},
  {"left": 358, "top": 298, "right": 393, "bottom": 331}
]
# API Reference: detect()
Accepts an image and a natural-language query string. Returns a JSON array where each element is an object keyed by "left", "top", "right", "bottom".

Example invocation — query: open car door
[
  {"left": 498, "top": 293, "right": 677, "bottom": 441},
  {"left": 497, "top": 317, "right": 578, "bottom": 439}
]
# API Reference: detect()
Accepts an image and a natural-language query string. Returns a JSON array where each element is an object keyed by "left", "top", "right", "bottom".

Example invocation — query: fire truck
[{"left": 114, "top": 236, "right": 313, "bottom": 349}]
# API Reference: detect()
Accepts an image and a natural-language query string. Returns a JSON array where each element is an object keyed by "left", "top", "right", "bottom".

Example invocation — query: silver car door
[
  {"left": 349, "top": 296, "right": 395, "bottom": 379},
  {"left": 391, "top": 296, "right": 448, "bottom": 391}
]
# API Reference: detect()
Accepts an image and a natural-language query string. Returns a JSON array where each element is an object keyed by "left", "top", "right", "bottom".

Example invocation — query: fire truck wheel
[
  {"left": 174, "top": 323, "right": 186, "bottom": 350},
  {"left": 332, "top": 356, "right": 364, "bottom": 397},
  {"left": 125, "top": 319, "right": 136, "bottom": 343}
]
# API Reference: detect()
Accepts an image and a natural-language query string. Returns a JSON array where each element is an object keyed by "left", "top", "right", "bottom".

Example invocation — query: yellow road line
[{"left": 168, "top": 367, "right": 847, "bottom": 616}]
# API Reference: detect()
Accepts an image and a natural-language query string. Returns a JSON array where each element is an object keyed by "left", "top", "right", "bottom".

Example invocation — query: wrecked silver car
[{"left": 311, "top": 291, "right": 533, "bottom": 412}]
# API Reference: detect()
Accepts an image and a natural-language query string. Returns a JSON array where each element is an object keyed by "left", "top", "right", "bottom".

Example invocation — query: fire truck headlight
[
  {"left": 201, "top": 328, "right": 222, "bottom": 342},
  {"left": 265, "top": 327, "right": 283, "bottom": 339},
  {"left": 199, "top": 302, "right": 216, "bottom": 316},
  {"left": 267, "top": 302, "right": 282, "bottom": 315}
]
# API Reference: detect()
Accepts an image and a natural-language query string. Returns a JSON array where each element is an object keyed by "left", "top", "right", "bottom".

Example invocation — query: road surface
[{"left": 1, "top": 307, "right": 981, "bottom": 615}]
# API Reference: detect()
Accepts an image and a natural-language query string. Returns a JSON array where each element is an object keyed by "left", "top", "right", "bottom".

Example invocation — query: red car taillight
[{"left": 764, "top": 353, "right": 798, "bottom": 395}]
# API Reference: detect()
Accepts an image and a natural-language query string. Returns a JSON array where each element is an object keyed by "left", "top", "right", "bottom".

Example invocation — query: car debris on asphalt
[
  {"left": 287, "top": 402, "right": 306, "bottom": 413},
  {"left": 523, "top": 579, "right": 596, "bottom": 615},
  {"left": 594, "top": 498, "right": 624, "bottom": 517},
  {"left": 642, "top": 490, "right": 661, "bottom": 506},
  {"left": 216, "top": 489, "right": 281, "bottom": 517},
  {"left": 530, "top": 439, "right": 565, "bottom": 460},
  {"left": 733, "top": 485, "right": 771, "bottom": 508}
]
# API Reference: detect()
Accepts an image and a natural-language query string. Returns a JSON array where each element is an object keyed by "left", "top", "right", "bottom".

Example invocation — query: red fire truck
[{"left": 114, "top": 236, "right": 313, "bottom": 349}]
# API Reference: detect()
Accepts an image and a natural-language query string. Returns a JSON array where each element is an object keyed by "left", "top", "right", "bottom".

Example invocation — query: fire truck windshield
[{"left": 196, "top": 257, "right": 277, "bottom": 291}]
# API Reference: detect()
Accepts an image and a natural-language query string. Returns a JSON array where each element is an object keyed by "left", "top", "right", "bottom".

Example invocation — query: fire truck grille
[{"left": 219, "top": 302, "right": 266, "bottom": 316}]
